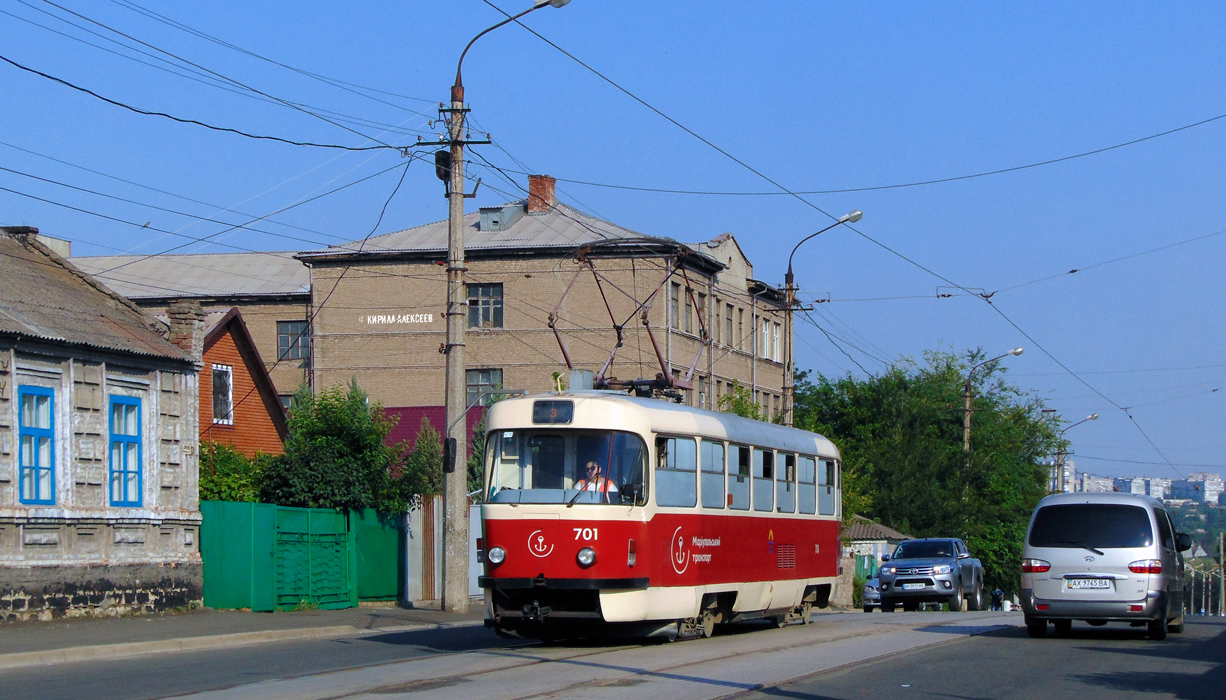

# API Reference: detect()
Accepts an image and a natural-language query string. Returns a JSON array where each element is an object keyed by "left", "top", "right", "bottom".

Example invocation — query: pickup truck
[{"left": 876, "top": 538, "right": 984, "bottom": 612}]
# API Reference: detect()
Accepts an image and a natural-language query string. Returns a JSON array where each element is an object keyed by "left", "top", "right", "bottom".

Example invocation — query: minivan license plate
[{"left": 1067, "top": 578, "right": 1110, "bottom": 590}]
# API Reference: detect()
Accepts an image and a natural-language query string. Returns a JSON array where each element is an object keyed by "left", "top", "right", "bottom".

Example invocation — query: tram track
[{"left": 174, "top": 611, "right": 1019, "bottom": 700}]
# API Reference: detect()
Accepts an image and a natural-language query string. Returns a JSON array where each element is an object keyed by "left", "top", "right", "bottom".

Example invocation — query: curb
[{"left": 0, "top": 618, "right": 489, "bottom": 672}]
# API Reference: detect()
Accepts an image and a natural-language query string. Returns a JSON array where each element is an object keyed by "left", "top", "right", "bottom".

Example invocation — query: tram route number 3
[{"left": 573, "top": 528, "right": 599, "bottom": 541}]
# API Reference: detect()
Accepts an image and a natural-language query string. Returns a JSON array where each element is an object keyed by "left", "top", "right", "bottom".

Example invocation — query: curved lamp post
[
  {"left": 1054, "top": 413, "right": 1098, "bottom": 492},
  {"left": 440, "top": 0, "right": 571, "bottom": 614},
  {"left": 962, "top": 347, "right": 1024, "bottom": 456},
  {"left": 781, "top": 210, "right": 862, "bottom": 425}
]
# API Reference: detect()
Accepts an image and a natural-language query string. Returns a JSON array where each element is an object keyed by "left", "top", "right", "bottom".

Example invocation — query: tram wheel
[
  {"left": 797, "top": 602, "right": 813, "bottom": 625},
  {"left": 700, "top": 610, "right": 720, "bottom": 638}
]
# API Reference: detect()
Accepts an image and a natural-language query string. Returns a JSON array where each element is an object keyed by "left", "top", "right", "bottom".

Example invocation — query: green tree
[
  {"left": 258, "top": 380, "right": 411, "bottom": 513},
  {"left": 792, "top": 350, "right": 1057, "bottom": 593},
  {"left": 718, "top": 380, "right": 771, "bottom": 421},
  {"left": 399, "top": 416, "right": 443, "bottom": 507},
  {"left": 199, "top": 442, "right": 265, "bottom": 502},
  {"left": 468, "top": 416, "right": 488, "bottom": 502}
]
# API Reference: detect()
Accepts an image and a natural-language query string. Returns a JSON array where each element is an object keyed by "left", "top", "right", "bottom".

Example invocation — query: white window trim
[{"left": 212, "top": 363, "right": 234, "bottom": 425}]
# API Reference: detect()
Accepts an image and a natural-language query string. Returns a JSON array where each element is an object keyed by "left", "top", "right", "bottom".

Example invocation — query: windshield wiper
[{"left": 1054, "top": 539, "right": 1104, "bottom": 556}]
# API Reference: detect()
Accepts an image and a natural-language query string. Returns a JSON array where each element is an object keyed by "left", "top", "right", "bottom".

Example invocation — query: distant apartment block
[
  {"left": 1112, "top": 477, "right": 1146, "bottom": 495},
  {"left": 1080, "top": 474, "right": 1114, "bottom": 493},
  {"left": 1171, "top": 472, "right": 1225, "bottom": 504}
]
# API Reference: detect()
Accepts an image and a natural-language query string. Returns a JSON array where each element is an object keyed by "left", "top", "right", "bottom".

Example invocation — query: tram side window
[
  {"left": 700, "top": 440, "right": 725, "bottom": 509},
  {"left": 819, "top": 458, "right": 837, "bottom": 515},
  {"left": 777, "top": 453, "right": 796, "bottom": 513},
  {"left": 729, "top": 444, "right": 751, "bottom": 510},
  {"left": 753, "top": 448, "right": 774, "bottom": 512},
  {"left": 656, "top": 436, "right": 697, "bottom": 508},
  {"left": 798, "top": 455, "right": 817, "bottom": 514}
]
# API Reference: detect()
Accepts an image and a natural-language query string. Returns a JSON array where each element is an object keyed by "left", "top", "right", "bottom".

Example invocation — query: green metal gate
[{"left": 201, "top": 501, "right": 358, "bottom": 611}]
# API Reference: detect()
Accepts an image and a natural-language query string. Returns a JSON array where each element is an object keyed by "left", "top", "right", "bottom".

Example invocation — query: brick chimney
[
  {"left": 166, "top": 300, "right": 206, "bottom": 362},
  {"left": 527, "top": 174, "right": 556, "bottom": 213}
]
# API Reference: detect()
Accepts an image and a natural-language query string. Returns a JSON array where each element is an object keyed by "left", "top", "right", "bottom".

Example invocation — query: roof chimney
[
  {"left": 167, "top": 300, "right": 206, "bottom": 362},
  {"left": 527, "top": 174, "right": 556, "bottom": 213}
]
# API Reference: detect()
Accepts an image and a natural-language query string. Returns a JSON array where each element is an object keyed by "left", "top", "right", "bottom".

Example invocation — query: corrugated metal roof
[
  {"left": 300, "top": 201, "right": 662, "bottom": 257},
  {"left": 71, "top": 252, "right": 310, "bottom": 299},
  {"left": 0, "top": 232, "right": 190, "bottom": 361}
]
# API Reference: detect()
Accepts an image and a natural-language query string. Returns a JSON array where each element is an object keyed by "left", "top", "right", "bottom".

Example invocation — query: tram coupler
[{"left": 522, "top": 601, "right": 552, "bottom": 621}]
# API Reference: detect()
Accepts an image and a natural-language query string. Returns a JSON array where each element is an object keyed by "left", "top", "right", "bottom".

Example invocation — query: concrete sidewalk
[{"left": 0, "top": 601, "right": 487, "bottom": 671}]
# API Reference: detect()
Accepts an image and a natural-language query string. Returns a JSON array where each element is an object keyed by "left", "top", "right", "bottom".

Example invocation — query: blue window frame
[
  {"left": 18, "top": 385, "right": 55, "bottom": 505},
  {"left": 109, "top": 396, "right": 142, "bottom": 506}
]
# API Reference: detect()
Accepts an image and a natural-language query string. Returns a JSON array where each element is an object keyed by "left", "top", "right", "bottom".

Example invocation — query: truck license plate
[
  {"left": 1067, "top": 578, "right": 1110, "bottom": 590},
  {"left": 902, "top": 583, "right": 925, "bottom": 590}
]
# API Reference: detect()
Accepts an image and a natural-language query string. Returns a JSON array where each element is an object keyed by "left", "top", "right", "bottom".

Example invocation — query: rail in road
[{"left": 174, "top": 611, "right": 1021, "bottom": 700}]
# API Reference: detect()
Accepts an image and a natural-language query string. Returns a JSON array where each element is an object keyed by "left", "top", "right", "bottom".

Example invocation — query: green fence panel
[
  {"left": 201, "top": 501, "right": 357, "bottom": 612},
  {"left": 352, "top": 509, "right": 405, "bottom": 601}
]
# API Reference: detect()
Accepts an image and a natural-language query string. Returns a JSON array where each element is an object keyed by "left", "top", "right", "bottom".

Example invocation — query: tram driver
[{"left": 577, "top": 460, "right": 619, "bottom": 500}]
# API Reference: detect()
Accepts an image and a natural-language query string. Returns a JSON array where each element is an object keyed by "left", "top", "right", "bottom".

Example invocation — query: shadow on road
[{"left": 1062, "top": 619, "right": 1226, "bottom": 700}]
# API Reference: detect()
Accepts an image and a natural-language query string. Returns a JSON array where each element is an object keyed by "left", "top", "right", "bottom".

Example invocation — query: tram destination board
[{"left": 533, "top": 400, "right": 573, "bottom": 424}]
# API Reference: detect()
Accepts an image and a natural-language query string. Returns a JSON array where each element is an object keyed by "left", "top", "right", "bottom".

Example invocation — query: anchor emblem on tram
[
  {"left": 528, "top": 530, "right": 554, "bottom": 558},
  {"left": 670, "top": 526, "right": 690, "bottom": 574}
]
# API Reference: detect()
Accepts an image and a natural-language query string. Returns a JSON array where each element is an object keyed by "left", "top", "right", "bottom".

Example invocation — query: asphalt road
[
  {"left": 6, "top": 613, "right": 1222, "bottom": 700},
  {"left": 1, "top": 624, "right": 525, "bottom": 700},
  {"left": 753, "top": 616, "right": 1226, "bottom": 700}
]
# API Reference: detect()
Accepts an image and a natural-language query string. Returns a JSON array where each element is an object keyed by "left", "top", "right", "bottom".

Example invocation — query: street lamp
[
  {"left": 1054, "top": 413, "right": 1098, "bottom": 493},
  {"left": 781, "top": 210, "right": 862, "bottom": 425},
  {"left": 438, "top": 0, "right": 571, "bottom": 614},
  {"left": 961, "top": 347, "right": 1023, "bottom": 457}
]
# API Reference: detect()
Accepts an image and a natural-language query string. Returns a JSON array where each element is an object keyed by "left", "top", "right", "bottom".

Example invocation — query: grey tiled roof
[
  {"left": 845, "top": 515, "right": 912, "bottom": 542},
  {"left": 0, "top": 232, "right": 190, "bottom": 361},
  {"left": 71, "top": 252, "right": 310, "bottom": 299},
  {"left": 301, "top": 201, "right": 661, "bottom": 257}
]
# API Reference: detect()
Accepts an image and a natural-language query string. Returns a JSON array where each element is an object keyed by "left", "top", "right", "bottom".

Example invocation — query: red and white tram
[{"left": 478, "top": 391, "right": 843, "bottom": 640}]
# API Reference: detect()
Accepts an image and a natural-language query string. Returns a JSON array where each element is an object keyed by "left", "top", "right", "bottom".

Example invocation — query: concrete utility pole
[
  {"left": 782, "top": 210, "right": 861, "bottom": 426},
  {"left": 1220, "top": 531, "right": 1224, "bottom": 617},
  {"left": 962, "top": 348, "right": 1024, "bottom": 457},
  {"left": 430, "top": 0, "right": 571, "bottom": 614}
]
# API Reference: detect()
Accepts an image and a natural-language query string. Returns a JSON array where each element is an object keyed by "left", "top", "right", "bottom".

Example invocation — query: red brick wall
[{"left": 201, "top": 329, "right": 285, "bottom": 457}]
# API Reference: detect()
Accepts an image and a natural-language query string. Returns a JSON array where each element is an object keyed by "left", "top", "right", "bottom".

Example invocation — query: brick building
[
  {"left": 0, "top": 227, "right": 203, "bottom": 621},
  {"left": 73, "top": 175, "right": 790, "bottom": 419}
]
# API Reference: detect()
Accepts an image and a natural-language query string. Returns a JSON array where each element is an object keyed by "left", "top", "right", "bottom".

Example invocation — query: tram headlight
[
  {"left": 487, "top": 546, "right": 506, "bottom": 565},
  {"left": 577, "top": 547, "right": 597, "bottom": 568}
]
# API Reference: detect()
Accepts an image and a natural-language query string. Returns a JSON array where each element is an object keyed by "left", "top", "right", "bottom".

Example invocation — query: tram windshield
[{"left": 485, "top": 429, "right": 648, "bottom": 505}]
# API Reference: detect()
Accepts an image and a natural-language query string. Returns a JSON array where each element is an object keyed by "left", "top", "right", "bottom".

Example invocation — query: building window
[
  {"left": 212, "top": 364, "right": 233, "bottom": 425},
  {"left": 468, "top": 283, "right": 504, "bottom": 328},
  {"left": 18, "top": 385, "right": 55, "bottom": 505},
  {"left": 467, "top": 368, "right": 503, "bottom": 406},
  {"left": 773, "top": 322, "right": 781, "bottom": 361},
  {"left": 697, "top": 376, "right": 706, "bottom": 409},
  {"left": 725, "top": 304, "right": 733, "bottom": 347},
  {"left": 669, "top": 283, "right": 680, "bottom": 329},
  {"left": 684, "top": 289, "right": 693, "bottom": 334},
  {"left": 279, "top": 394, "right": 294, "bottom": 412},
  {"left": 109, "top": 396, "right": 142, "bottom": 506},
  {"left": 737, "top": 308, "right": 744, "bottom": 350},
  {"left": 277, "top": 320, "right": 310, "bottom": 362},
  {"left": 760, "top": 317, "right": 769, "bottom": 357},
  {"left": 712, "top": 297, "right": 720, "bottom": 343}
]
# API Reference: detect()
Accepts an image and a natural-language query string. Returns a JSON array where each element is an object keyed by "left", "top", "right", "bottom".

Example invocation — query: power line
[
  {"left": 32, "top": 0, "right": 399, "bottom": 149},
  {"left": 1076, "top": 455, "right": 1226, "bottom": 469},
  {"left": 0, "top": 53, "right": 394, "bottom": 152},
  {"left": 111, "top": 0, "right": 438, "bottom": 118}
]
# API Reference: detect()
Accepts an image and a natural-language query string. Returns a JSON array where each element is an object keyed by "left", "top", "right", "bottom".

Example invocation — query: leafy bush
[{"left": 199, "top": 442, "right": 264, "bottom": 502}]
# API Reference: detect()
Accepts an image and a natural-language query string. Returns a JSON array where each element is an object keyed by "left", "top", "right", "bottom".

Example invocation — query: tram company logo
[
  {"left": 767, "top": 529, "right": 776, "bottom": 554},
  {"left": 670, "top": 526, "right": 690, "bottom": 574},
  {"left": 528, "top": 530, "right": 554, "bottom": 558}
]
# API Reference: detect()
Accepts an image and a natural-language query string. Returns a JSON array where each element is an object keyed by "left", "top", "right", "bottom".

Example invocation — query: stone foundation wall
[{"left": 0, "top": 561, "right": 202, "bottom": 622}]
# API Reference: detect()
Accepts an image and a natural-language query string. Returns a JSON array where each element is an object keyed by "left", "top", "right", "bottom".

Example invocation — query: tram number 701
[{"left": 573, "top": 528, "right": 599, "bottom": 541}]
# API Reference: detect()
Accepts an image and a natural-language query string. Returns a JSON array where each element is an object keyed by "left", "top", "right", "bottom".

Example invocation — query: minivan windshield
[
  {"left": 1029, "top": 504, "right": 1154, "bottom": 549},
  {"left": 485, "top": 429, "right": 647, "bottom": 505},
  {"left": 893, "top": 541, "right": 953, "bottom": 560}
]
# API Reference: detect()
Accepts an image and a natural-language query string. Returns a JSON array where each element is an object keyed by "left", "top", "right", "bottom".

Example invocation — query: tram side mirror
[
  {"left": 1175, "top": 532, "right": 1192, "bottom": 552},
  {"left": 443, "top": 437, "right": 457, "bottom": 474}
]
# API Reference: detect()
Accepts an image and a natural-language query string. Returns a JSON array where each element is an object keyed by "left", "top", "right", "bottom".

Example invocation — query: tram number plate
[
  {"left": 902, "top": 583, "right": 925, "bottom": 591},
  {"left": 1067, "top": 578, "right": 1110, "bottom": 590}
]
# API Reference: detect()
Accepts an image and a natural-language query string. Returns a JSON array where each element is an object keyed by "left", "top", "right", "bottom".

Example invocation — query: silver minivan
[{"left": 1020, "top": 492, "right": 1191, "bottom": 640}]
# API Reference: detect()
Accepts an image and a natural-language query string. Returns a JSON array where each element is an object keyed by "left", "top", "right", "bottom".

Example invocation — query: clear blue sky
[{"left": 4, "top": 1, "right": 1225, "bottom": 480}]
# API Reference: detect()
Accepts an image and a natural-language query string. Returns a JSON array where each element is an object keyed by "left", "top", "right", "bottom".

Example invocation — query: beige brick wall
[{"left": 308, "top": 251, "right": 788, "bottom": 415}]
